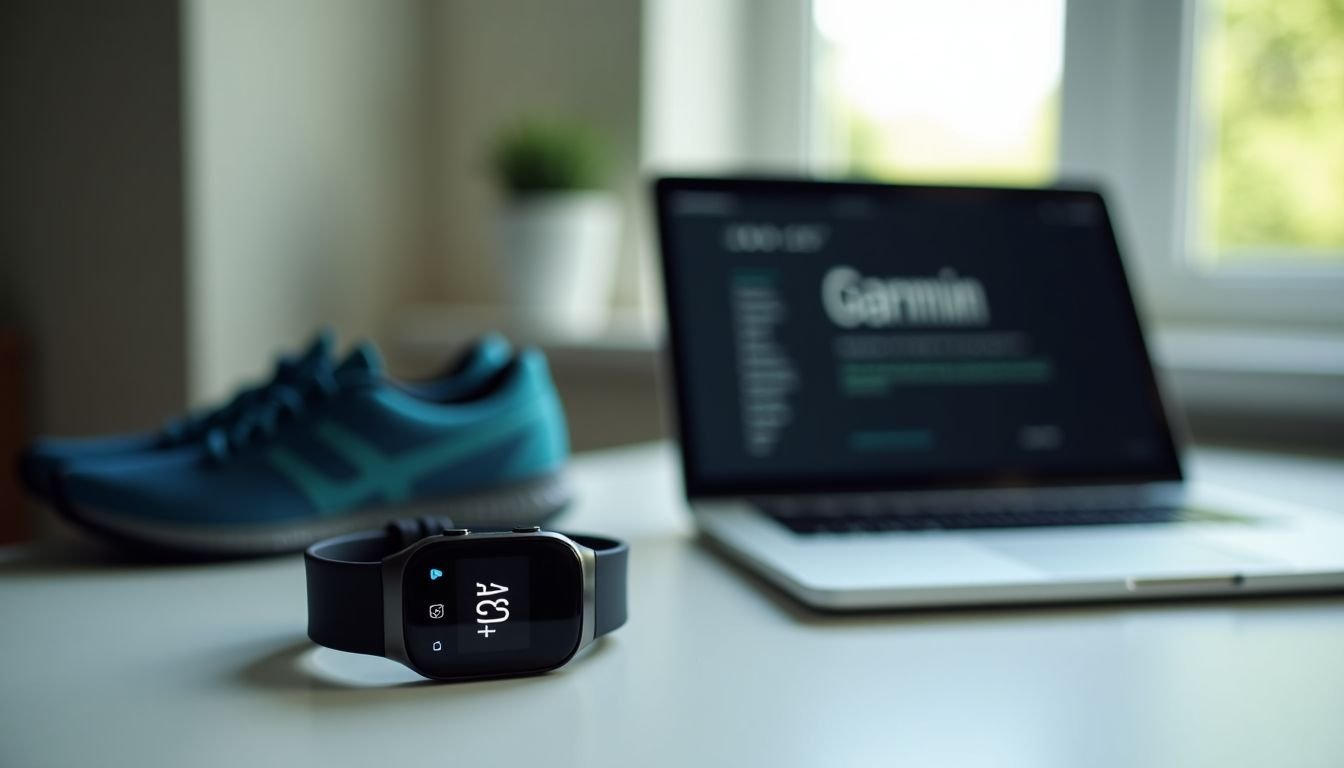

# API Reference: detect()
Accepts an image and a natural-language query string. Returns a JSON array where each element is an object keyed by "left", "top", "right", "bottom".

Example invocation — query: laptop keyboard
[{"left": 760, "top": 498, "right": 1186, "bottom": 535}]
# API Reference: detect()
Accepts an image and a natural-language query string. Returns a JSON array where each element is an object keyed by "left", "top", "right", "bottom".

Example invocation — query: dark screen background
[
  {"left": 657, "top": 181, "right": 1182, "bottom": 494},
  {"left": 455, "top": 556, "right": 530, "bottom": 654},
  {"left": 402, "top": 538, "right": 582, "bottom": 679}
]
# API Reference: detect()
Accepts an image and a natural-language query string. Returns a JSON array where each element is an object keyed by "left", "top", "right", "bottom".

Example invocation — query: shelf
[
  {"left": 390, "top": 304, "right": 1344, "bottom": 442},
  {"left": 390, "top": 304, "right": 659, "bottom": 374}
]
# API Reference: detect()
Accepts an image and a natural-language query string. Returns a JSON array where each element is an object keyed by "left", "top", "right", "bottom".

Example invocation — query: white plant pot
[{"left": 496, "top": 192, "right": 619, "bottom": 338}]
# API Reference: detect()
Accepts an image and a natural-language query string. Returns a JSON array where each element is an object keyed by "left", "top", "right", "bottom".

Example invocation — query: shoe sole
[{"left": 53, "top": 470, "right": 573, "bottom": 560}]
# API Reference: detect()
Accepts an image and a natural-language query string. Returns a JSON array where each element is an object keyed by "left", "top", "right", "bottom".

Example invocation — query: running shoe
[
  {"left": 20, "top": 331, "right": 514, "bottom": 502},
  {"left": 55, "top": 342, "right": 571, "bottom": 558},
  {"left": 19, "top": 330, "right": 338, "bottom": 501}
]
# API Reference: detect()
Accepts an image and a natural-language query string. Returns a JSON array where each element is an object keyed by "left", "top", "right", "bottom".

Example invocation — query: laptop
[{"left": 653, "top": 176, "right": 1344, "bottom": 610}]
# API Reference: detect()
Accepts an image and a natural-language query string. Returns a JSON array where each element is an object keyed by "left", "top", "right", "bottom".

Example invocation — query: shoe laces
[
  {"left": 161, "top": 355, "right": 331, "bottom": 446},
  {"left": 203, "top": 367, "right": 341, "bottom": 463}
]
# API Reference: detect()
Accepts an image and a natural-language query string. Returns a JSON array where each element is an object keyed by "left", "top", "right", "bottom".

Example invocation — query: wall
[
  {"left": 643, "top": 0, "right": 812, "bottom": 175},
  {"left": 184, "top": 0, "right": 432, "bottom": 403},
  {"left": 2, "top": 0, "right": 653, "bottom": 440},
  {"left": 0, "top": 1, "right": 189, "bottom": 435},
  {"left": 642, "top": 0, "right": 746, "bottom": 173}
]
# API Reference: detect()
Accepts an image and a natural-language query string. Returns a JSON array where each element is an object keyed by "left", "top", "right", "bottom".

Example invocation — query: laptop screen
[{"left": 655, "top": 178, "right": 1183, "bottom": 496}]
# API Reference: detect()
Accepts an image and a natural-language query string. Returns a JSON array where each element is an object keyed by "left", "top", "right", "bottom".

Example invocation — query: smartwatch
[{"left": 304, "top": 517, "right": 628, "bottom": 681}]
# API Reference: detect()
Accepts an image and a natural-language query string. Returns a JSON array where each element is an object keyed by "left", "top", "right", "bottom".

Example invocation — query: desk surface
[{"left": 3, "top": 443, "right": 1343, "bottom": 768}]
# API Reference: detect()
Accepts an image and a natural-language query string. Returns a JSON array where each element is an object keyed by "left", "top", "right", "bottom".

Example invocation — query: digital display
[
  {"left": 657, "top": 180, "right": 1182, "bottom": 495},
  {"left": 455, "top": 557, "right": 530, "bottom": 653},
  {"left": 402, "top": 536, "right": 583, "bottom": 680}
]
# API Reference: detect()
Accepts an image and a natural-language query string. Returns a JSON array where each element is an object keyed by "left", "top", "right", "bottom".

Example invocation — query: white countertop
[{"left": 3, "top": 443, "right": 1343, "bottom": 768}]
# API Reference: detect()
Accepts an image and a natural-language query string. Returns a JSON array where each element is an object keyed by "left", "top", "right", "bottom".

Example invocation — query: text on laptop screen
[{"left": 657, "top": 181, "right": 1182, "bottom": 495}]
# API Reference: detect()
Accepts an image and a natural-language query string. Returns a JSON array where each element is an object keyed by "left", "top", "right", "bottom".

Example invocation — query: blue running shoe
[
  {"left": 56, "top": 342, "right": 571, "bottom": 557},
  {"left": 19, "top": 330, "right": 338, "bottom": 501},
  {"left": 20, "top": 331, "right": 513, "bottom": 502}
]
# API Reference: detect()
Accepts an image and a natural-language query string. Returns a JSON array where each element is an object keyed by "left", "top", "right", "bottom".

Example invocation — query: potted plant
[{"left": 491, "top": 118, "right": 619, "bottom": 337}]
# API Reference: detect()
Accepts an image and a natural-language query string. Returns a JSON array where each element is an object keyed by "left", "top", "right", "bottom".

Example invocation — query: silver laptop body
[{"left": 653, "top": 177, "right": 1344, "bottom": 610}]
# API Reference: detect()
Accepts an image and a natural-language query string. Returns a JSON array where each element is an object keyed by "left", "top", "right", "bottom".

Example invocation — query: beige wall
[
  {"left": 183, "top": 0, "right": 647, "bottom": 398},
  {"left": 427, "top": 0, "right": 645, "bottom": 310},
  {"left": 642, "top": 0, "right": 811, "bottom": 175},
  {"left": 2, "top": 0, "right": 653, "bottom": 435},
  {"left": 184, "top": 0, "right": 433, "bottom": 403}
]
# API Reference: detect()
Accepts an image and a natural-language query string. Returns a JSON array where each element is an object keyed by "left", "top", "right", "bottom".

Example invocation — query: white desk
[{"left": 3, "top": 443, "right": 1343, "bottom": 768}]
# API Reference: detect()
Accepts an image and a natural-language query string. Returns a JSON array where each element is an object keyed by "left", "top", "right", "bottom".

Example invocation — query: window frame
[{"left": 1058, "top": 0, "right": 1344, "bottom": 329}]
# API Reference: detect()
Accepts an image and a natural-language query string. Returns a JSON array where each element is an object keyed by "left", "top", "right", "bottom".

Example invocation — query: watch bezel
[{"left": 381, "top": 530, "right": 597, "bottom": 681}]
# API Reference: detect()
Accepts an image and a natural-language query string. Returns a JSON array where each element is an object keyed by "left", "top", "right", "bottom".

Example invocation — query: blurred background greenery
[
  {"left": 1197, "top": 0, "right": 1344, "bottom": 261},
  {"left": 815, "top": 0, "right": 1344, "bottom": 265}
]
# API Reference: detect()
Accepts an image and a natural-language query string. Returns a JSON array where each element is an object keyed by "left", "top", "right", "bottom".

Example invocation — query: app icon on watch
[
  {"left": 428, "top": 603, "right": 445, "bottom": 619},
  {"left": 429, "top": 568, "right": 443, "bottom": 581}
]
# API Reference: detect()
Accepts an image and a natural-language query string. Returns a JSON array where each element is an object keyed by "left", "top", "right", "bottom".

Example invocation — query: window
[
  {"left": 1189, "top": 0, "right": 1344, "bottom": 265},
  {"left": 812, "top": 0, "right": 1064, "bottom": 186},
  {"left": 1056, "top": 0, "right": 1342, "bottom": 329},
  {"left": 648, "top": 0, "right": 1343, "bottom": 328}
]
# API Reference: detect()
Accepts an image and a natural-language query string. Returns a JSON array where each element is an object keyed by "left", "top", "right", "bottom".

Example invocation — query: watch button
[
  {"left": 442, "top": 528, "right": 470, "bottom": 536},
  {"left": 511, "top": 526, "right": 542, "bottom": 534}
]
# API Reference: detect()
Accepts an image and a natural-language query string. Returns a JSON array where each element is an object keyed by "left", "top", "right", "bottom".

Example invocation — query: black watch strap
[
  {"left": 588, "top": 532, "right": 629, "bottom": 638},
  {"left": 304, "top": 519, "right": 628, "bottom": 657}
]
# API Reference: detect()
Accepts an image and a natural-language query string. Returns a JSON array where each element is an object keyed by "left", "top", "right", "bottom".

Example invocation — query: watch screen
[
  {"left": 402, "top": 535, "right": 584, "bottom": 679},
  {"left": 455, "top": 557, "right": 530, "bottom": 653}
]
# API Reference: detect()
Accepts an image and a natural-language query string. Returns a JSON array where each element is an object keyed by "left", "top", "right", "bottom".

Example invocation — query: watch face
[{"left": 401, "top": 535, "right": 584, "bottom": 679}]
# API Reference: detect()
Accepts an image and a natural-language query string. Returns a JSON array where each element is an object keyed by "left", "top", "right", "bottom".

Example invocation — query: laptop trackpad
[{"left": 980, "top": 531, "right": 1278, "bottom": 579}]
